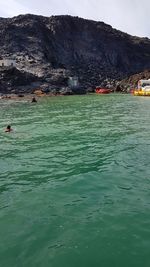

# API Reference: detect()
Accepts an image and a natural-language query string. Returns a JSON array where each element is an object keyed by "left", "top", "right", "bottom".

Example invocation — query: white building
[{"left": 0, "top": 59, "right": 16, "bottom": 68}]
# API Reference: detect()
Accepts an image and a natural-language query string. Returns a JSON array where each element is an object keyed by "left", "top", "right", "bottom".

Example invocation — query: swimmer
[
  {"left": 31, "top": 97, "right": 37, "bottom": 103},
  {"left": 5, "top": 125, "right": 13, "bottom": 132}
]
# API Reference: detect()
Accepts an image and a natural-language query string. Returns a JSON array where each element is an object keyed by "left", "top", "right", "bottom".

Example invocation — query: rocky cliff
[{"left": 0, "top": 14, "right": 150, "bottom": 93}]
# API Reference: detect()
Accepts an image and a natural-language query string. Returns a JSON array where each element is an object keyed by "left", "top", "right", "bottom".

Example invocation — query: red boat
[{"left": 95, "top": 88, "right": 111, "bottom": 94}]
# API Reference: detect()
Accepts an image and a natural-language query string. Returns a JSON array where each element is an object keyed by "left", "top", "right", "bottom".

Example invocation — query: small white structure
[
  {"left": 0, "top": 59, "right": 16, "bottom": 68},
  {"left": 68, "top": 76, "right": 79, "bottom": 88}
]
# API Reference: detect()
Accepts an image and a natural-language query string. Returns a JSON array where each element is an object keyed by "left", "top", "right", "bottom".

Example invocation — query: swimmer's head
[{"left": 5, "top": 125, "right": 13, "bottom": 132}]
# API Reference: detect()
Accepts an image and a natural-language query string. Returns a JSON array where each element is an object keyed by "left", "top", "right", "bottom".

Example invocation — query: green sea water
[{"left": 0, "top": 94, "right": 150, "bottom": 267}]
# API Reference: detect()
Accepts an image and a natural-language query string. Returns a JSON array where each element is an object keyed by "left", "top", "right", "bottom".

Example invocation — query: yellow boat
[{"left": 133, "top": 79, "right": 150, "bottom": 96}]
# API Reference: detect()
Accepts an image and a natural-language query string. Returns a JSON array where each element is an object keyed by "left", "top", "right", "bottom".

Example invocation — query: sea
[{"left": 0, "top": 94, "right": 150, "bottom": 267}]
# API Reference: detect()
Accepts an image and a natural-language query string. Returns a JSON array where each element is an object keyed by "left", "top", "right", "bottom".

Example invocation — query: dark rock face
[
  {"left": 0, "top": 67, "right": 41, "bottom": 93},
  {"left": 0, "top": 14, "right": 150, "bottom": 93}
]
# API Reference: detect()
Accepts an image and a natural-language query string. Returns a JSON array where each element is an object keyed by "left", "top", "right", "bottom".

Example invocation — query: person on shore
[
  {"left": 31, "top": 97, "right": 37, "bottom": 103},
  {"left": 5, "top": 125, "right": 13, "bottom": 132}
]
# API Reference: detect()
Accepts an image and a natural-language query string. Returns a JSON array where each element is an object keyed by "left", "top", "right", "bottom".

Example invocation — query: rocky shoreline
[
  {"left": 0, "top": 66, "right": 134, "bottom": 96},
  {"left": 1, "top": 66, "right": 150, "bottom": 96}
]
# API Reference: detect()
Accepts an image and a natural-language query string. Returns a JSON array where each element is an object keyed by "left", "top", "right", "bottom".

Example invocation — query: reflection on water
[{"left": 0, "top": 94, "right": 150, "bottom": 267}]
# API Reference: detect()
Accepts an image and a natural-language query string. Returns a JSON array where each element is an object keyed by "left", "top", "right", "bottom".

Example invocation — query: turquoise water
[{"left": 0, "top": 94, "right": 150, "bottom": 267}]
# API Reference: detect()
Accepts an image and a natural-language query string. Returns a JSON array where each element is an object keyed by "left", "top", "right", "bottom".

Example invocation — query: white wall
[
  {"left": 68, "top": 77, "right": 79, "bottom": 87},
  {"left": 0, "top": 59, "right": 16, "bottom": 67}
]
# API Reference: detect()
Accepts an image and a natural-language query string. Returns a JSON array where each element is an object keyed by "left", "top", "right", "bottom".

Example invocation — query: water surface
[{"left": 0, "top": 94, "right": 150, "bottom": 267}]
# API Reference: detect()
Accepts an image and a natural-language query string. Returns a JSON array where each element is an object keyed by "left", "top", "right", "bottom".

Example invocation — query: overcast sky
[{"left": 0, "top": 0, "right": 150, "bottom": 38}]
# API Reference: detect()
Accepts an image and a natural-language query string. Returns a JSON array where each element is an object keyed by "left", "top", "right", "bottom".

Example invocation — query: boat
[
  {"left": 95, "top": 87, "right": 111, "bottom": 94},
  {"left": 133, "top": 79, "right": 150, "bottom": 96}
]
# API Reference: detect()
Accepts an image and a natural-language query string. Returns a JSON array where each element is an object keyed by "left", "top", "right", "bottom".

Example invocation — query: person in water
[
  {"left": 31, "top": 97, "right": 37, "bottom": 103},
  {"left": 5, "top": 125, "right": 13, "bottom": 132}
]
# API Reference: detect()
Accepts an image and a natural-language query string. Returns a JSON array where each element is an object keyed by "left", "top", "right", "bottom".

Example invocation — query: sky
[{"left": 0, "top": 0, "right": 150, "bottom": 38}]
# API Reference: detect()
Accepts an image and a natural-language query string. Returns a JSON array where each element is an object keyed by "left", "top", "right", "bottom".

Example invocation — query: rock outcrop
[
  {"left": 118, "top": 69, "right": 150, "bottom": 92},
  {"left": 0, "top": 67, "right": 41, "bottom": 93},
  {"left": 0, "top": 14, "right": 150, "bottom": 93}
]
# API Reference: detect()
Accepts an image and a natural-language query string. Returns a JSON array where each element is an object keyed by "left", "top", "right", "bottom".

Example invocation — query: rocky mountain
[{"left": 0, "top": 14, "right": 150, "bottom": 93}]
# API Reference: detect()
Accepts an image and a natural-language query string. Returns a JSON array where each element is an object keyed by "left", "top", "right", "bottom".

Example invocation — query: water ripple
[{"left": 1, "top": 95, "right": 150, "bottom": 266}]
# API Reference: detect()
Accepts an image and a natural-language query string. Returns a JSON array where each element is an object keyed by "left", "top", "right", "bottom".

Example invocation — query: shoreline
[
  {"left": 0, "top": 92, "right": 72, "bottom": 101},
  {"left": 0, "top": 91, "right": 131, "bottom": 102}
]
